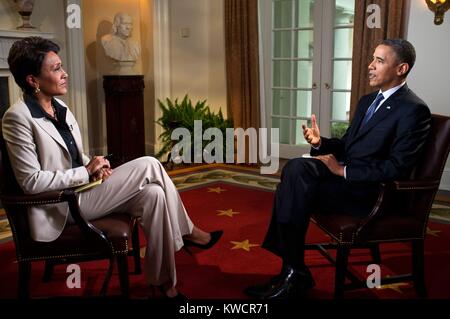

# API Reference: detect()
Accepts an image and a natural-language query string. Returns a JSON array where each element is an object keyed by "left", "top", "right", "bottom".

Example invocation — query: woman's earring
[{"left": 34, "top": 87, "right": 40, "bottom": 94}]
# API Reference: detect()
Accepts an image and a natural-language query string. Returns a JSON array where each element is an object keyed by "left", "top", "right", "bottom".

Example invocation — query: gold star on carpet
[
  {"left": 208, "top": 187, "right": 227, "bottom": 194},
  {"left": 374, "top": 275, "right": 410, "bottom": 294},
  {"left": 427, "top": 227, "right": 441, "bottom": 237},
  {"left": 217, "top": 209, "right": 240, "bottom": 217},
  {"left": 376, "top": 282, "right": 409, "bottom": 294},
  {"left": 230, "top": 239, "right": 259, "bottom": 251}
]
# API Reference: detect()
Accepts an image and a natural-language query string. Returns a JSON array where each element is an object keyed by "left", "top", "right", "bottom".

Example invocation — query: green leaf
[{"left": 155, "top": 95, "right": 234, "bottom": 161}]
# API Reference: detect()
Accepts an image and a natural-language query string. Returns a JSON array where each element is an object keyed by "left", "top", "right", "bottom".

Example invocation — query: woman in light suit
[{"left": 3, "top": 37, "right": 222, "bottom": 299}]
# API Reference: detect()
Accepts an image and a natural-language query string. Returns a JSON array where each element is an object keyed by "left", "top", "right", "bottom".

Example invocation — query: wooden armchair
[
  {"left": 307, "top": 114, "right": 450, "bottom": 298},
  {"left": 0, "top": 129, "right": 142, "bottom": 299}
]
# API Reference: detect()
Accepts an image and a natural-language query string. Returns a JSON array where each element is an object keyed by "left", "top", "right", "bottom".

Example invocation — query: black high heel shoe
[{"left": 183, "top": 230, "right": 223, "bottom": 251}]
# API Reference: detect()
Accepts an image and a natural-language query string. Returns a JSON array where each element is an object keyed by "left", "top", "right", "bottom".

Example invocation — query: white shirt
[{"left": 374, "top": 81, "right": 406, "bottom": 112}]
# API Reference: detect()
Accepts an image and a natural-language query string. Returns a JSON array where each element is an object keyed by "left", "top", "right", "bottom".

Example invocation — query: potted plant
[{"left": 155, "top": 95, "right": 233, "bottom": 164}]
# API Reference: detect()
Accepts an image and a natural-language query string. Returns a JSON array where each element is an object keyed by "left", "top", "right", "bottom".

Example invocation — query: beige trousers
[{"left": 76, "top": 156, "right": 194, "bottom": 287}]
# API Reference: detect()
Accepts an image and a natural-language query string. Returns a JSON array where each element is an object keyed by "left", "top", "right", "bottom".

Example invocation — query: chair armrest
[
  {"left": 392, "top": 180, "right": 440, "bottom": 190},
  {"left": 356, "top": 179, "right": 439, "bottom": 235},
  {"left": 1, "top": 189, "right": 112, "bottom": 251},
  {"left": 62, "top": 190, "right": 112, "bottom": 251},
  {"left": 1, "top": 190, "right": 65, "bottom": 205}
]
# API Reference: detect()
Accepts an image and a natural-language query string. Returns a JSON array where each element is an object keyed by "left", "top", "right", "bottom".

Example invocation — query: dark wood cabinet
[{"left": 103, "top": 75, "right": 145, "bottom": 167}]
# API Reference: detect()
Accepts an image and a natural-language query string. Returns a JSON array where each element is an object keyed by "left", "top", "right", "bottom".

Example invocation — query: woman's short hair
[{"left": 7, "top": 36, "right": 60, "bottom": 94}]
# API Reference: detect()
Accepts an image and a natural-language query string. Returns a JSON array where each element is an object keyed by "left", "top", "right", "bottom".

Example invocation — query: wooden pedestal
[{"left": 103, "top": 75, "right": 145, "bottom": 167}]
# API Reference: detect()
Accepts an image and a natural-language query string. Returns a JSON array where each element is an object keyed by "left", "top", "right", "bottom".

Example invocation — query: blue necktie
[{"left": 360, "top": 93, "right": 384, "bottom": 128}]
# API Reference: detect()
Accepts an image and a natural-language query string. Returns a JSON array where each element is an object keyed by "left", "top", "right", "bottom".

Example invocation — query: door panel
[{"left": 261, "top": 0, "right": 354, "bottom": 158}]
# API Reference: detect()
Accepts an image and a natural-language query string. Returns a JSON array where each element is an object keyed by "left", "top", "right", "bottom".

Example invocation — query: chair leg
[
  {"left": 116, "top": 254, "right": 130, "bottom": 297},
  {"left": 412, "top": 240, "right": 427, "bottom": 298},
  {"left": 369, "top": 244, "right": 381, "bottom": 265},
  {"left": 18, "top": 261, "right": 31, "bottom": 299},
  {"left": 131, "top": 221, "right": 142, "bottom": 274},
  {"left": 334, "top": 245, "right": 350, "bottom": 299},
  {"left": 100, "top": 258, "right": 114, "bottom": 296},
  {"left": 43, "top": 260, "right": 54, "bottom": 282}
]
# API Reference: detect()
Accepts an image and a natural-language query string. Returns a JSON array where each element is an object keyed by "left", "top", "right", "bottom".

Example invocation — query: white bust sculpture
[{"left": 101, "top": 13, "right": 141, "bottom": 62}]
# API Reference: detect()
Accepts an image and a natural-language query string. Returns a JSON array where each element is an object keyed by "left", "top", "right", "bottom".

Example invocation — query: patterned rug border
[
  {"left": 172, "top": 168, "right": 279, "bottom": 192},
  {"left": 167, "top": 163, "right": 272, "bottom": 178},
  {"left": 176, "top": 180, "right": 276, "bottom": 194}
]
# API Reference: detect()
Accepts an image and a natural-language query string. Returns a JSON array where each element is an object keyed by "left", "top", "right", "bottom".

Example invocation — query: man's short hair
[{"left": 380, "top": 38, "right": 416, "bottom": 77}]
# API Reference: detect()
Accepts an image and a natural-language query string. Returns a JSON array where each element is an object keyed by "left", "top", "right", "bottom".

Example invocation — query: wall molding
[
  {"left": 153, "top": 0, "right": 171, "bottom": 154},
  {"left": 64, "top": 0, "right": 89, "bottom": 154}
]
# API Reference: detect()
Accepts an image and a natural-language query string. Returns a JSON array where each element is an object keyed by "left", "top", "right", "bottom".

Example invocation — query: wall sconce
[{"left": 425, "top": 0, "right": 450, "bottom": 25}]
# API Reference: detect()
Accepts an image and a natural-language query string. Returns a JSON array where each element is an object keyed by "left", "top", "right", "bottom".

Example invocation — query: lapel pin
[{"left": 386, "top": 106, "right": 391, "bottom": 109}]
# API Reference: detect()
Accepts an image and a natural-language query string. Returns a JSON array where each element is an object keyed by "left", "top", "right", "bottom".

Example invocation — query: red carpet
[{"left": 1, "top": 181, "right": 450, "bottom": 299}]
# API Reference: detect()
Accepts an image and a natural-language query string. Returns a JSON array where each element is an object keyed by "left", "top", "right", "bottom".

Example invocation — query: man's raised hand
[{"left": 302, "top": 114, "right": 321, "bottom": 147}]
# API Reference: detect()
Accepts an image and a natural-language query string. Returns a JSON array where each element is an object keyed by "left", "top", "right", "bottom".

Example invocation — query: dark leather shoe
[
  {"left": 183, "top": 230, "right": 223, "bottom": 250},
  {"left": 263, "top": 266, "right": 315, "bottom": 300},
  {"left": 244, "top": 273, "right": 285, "bottom": 298},
  {"left": 245, "top": 263, "right": 292, "bottom": 298}
]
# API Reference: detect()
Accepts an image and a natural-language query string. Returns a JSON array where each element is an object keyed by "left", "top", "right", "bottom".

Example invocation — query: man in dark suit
[{"left": 245, "top": 38, "right": 431, "bottom": 299}]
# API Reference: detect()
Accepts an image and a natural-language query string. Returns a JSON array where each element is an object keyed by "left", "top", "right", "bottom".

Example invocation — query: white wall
[
  {"left": 406, "top": 0, "right": 450, "bottom": 190},
  {"left": 169, "top": 0, "right": 227, "bottom": 115}
]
